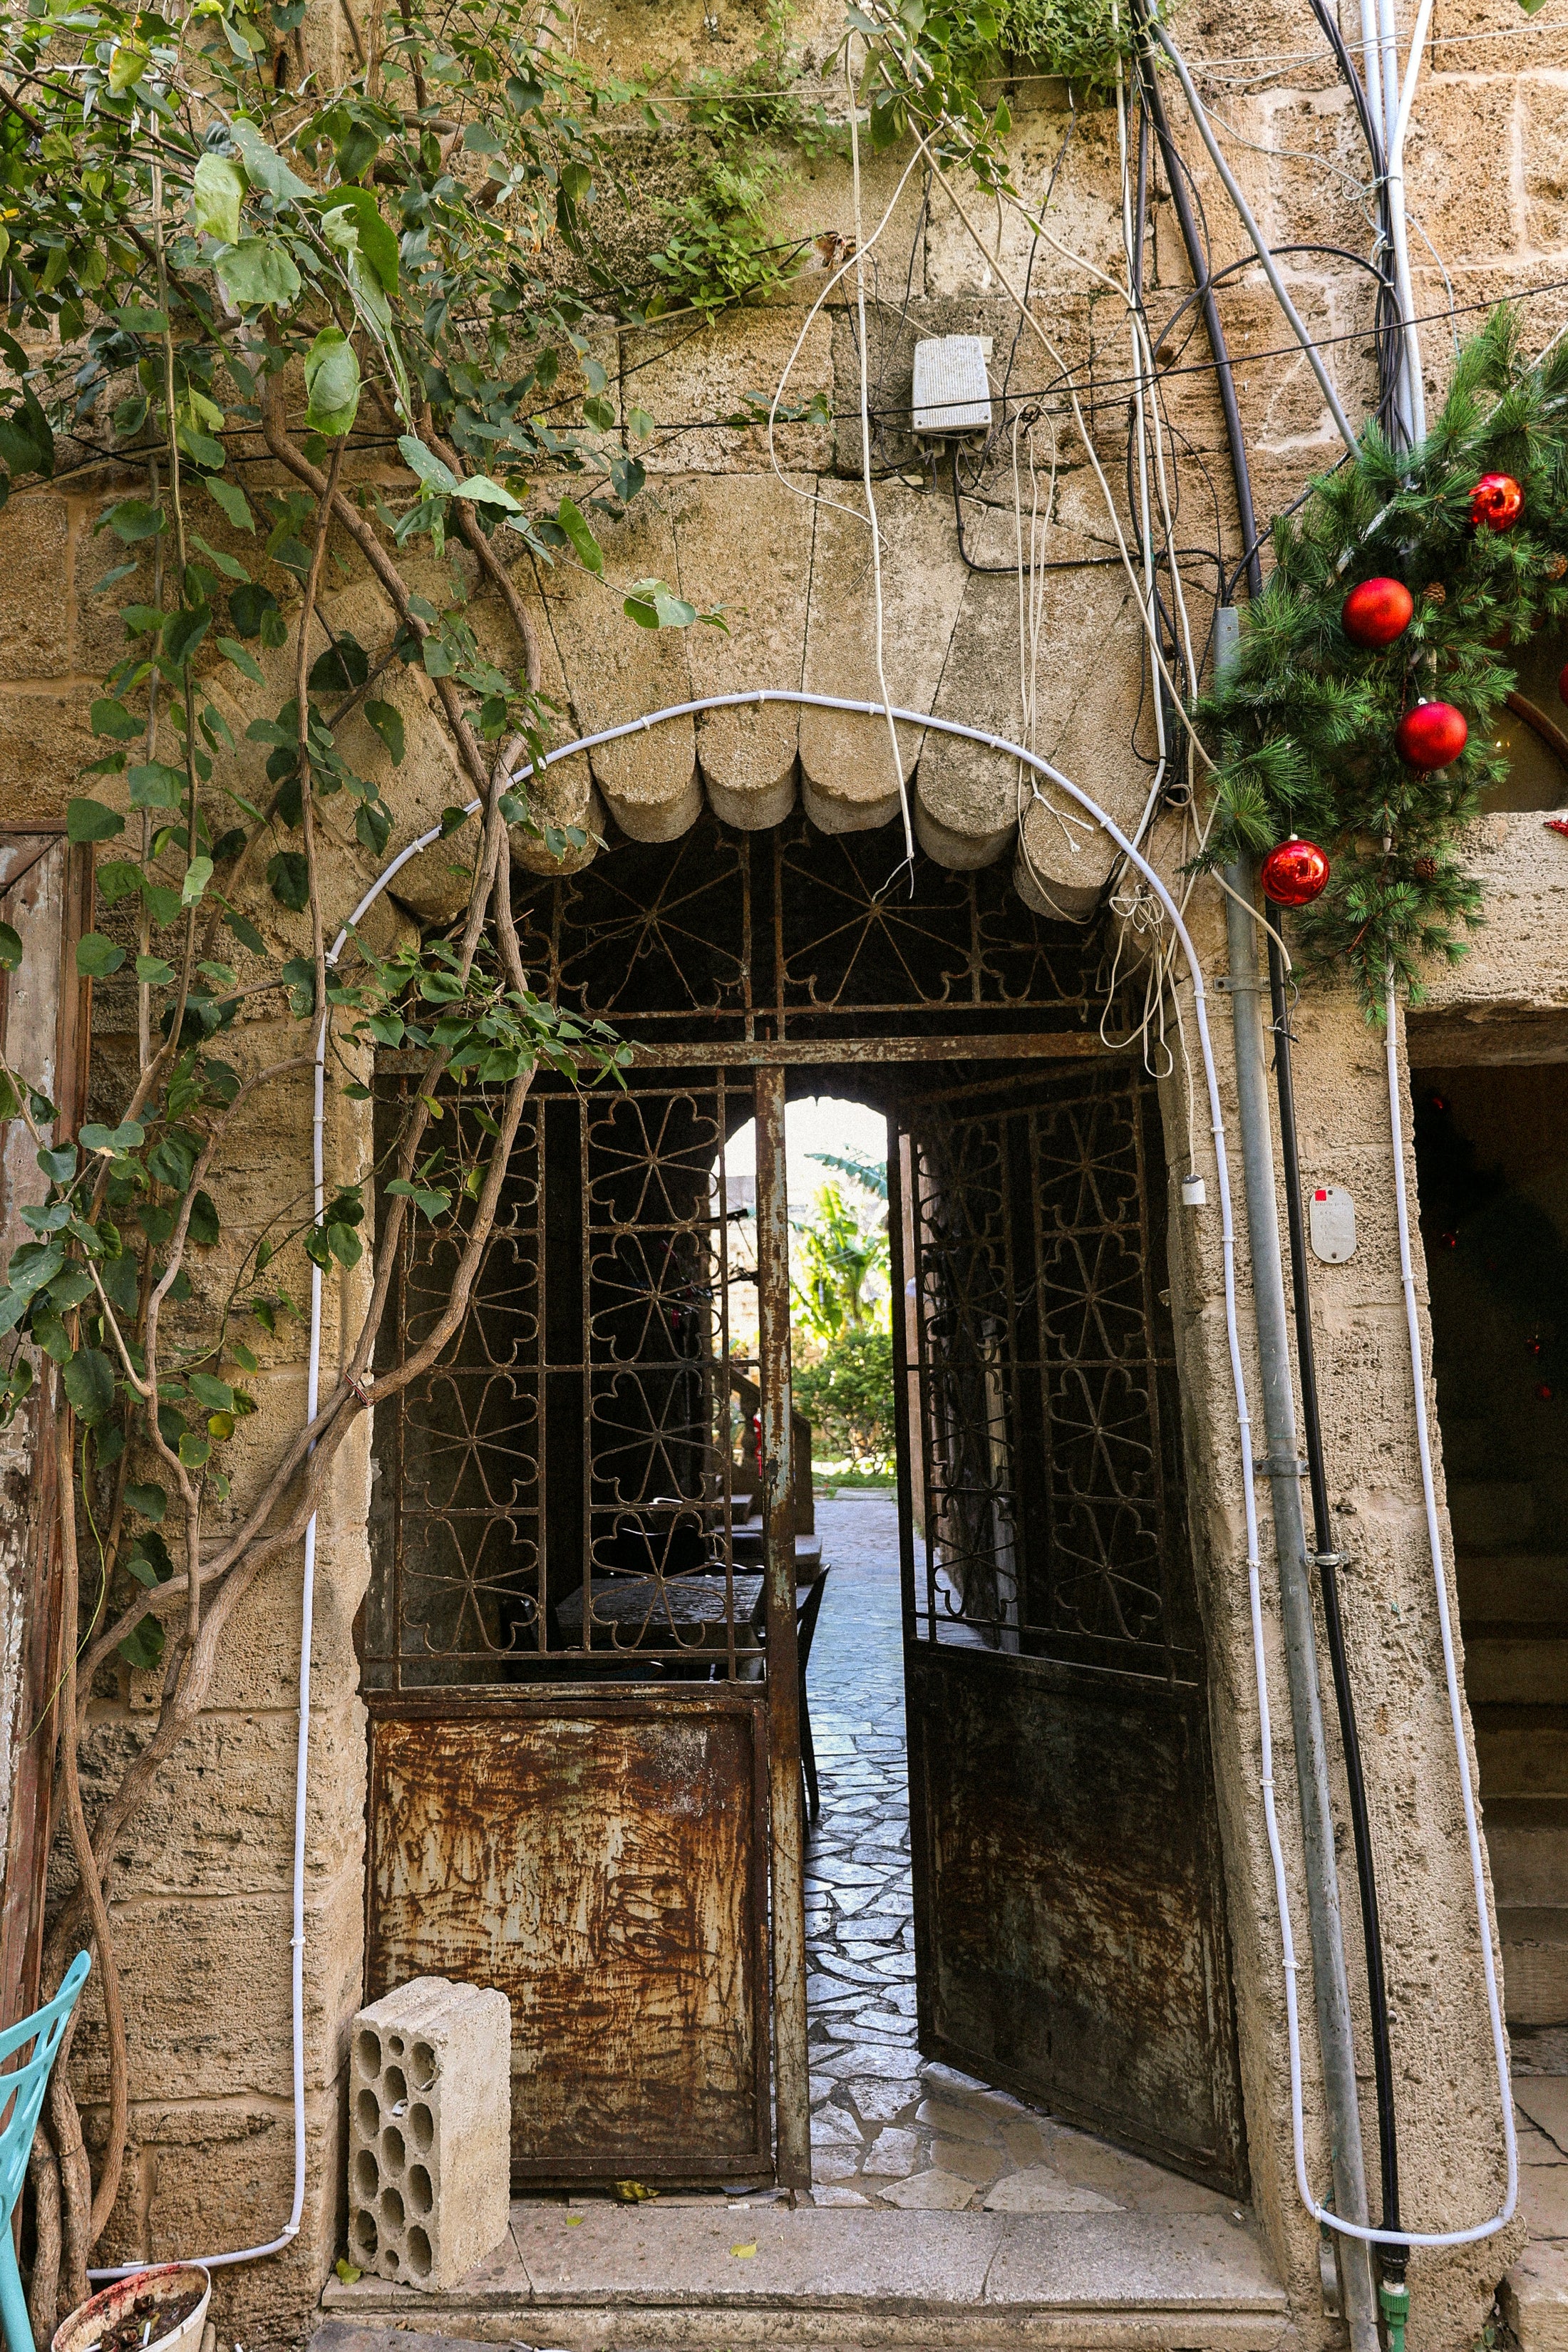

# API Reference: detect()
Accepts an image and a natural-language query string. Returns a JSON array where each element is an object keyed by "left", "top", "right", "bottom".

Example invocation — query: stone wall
[{"left": 4, "top": 0, "right": 1568, "bottom": 2338}]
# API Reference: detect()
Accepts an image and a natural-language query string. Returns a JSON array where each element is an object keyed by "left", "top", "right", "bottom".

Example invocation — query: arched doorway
[{"left": 359, "top": 808, "right": 1246, "bottom": 2205}]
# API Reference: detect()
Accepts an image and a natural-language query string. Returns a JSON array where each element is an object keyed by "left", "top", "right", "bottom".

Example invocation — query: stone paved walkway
[{"left": 802, "top": 1494, "right": 1238, "bottom": 2219}]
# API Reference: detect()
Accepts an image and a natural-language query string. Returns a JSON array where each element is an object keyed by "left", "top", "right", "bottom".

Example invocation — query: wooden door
[{"left": 890, "top": 1063, "right": 1247, "bottom": 2194}]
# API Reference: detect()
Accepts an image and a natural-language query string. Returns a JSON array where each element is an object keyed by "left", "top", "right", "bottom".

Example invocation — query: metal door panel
[
  {"left": 893, "top": 1064, "right": 1247, "bottom": 2195},
  {"left": 366, "top": 1693, "right": 772, "bottom": 2178},
  {"left": 905, "top": 1645, "right": 1242, "bottom": 2189}
]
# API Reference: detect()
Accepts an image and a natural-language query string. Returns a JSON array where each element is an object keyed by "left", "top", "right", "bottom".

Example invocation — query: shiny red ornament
[
  {"left": 1559, "top": 659, "right": 1567, "bottom": 706},
  {"left": 1259, "top": 835, "right": 1331, "bottom": 907},
  {"left": 1397, "top": 699, "right": 1468, "bottom": 769},
  {"left": 1469, "top": 473, "right": 1524, "bottom": 532},
  {"left": 1342, "top": 576, "right": 1414, "bottom": 649}
]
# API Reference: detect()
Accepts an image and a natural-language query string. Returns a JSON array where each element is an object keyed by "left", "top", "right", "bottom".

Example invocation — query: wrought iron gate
[
  {"left": 363, "top": 1063, "right": 805, "bottom": 2183},
  {"left": 891, "top": 1061, "right": 1248, "bottom": 2194},
  {"left": 361, "top": 810, "right": 1242, "bottom": 2196}
]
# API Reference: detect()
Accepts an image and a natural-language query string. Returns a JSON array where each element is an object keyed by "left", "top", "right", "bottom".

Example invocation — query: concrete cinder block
[
  {"left": 346, "top": 1975, "right": 511, "bottom": 2291},
  {"left": 1502, "top": 2242, "right": 1568, "bottom": 2352}
]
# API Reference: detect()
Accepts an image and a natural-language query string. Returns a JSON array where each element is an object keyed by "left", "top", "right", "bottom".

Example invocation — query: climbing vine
[{"left": 1197, "top": 309, "right": 1568, "bottom": 1011}]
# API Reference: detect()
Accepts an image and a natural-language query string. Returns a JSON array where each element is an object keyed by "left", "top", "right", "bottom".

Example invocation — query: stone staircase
[{"left": 1448, "top": 1418, "right": 1568, "bottom": 2028}]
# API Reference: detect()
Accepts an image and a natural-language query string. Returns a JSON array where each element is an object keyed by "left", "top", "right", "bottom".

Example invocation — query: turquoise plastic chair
[{"left": 0, "top": 1952, "right": 91, "bottom": 2352}]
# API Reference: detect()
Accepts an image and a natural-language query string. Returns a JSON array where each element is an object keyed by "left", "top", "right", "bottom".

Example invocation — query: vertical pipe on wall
[
  {"left": 1223, "top": 858, "right": 1378, "bottom": 2351},
  {"left": 755, "top": 1065, "right": 811, "bottom": 2191}
]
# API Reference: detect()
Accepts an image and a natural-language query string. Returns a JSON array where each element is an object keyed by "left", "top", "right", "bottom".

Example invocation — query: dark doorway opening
[{"left": 1413, "top": 1060, "right": 1568, "bottom": 2053}]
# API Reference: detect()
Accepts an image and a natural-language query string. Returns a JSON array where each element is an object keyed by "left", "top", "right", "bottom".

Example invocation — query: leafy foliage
[
  {"left": 793, "top": 1326, "right": 895, "bottom": 1472},
  {"left": 791, "top": 1179, "right": 889, "bottom": 1342},
  {"left": 1196, "top": 309, "right": 1568, "bottom": 1011}
]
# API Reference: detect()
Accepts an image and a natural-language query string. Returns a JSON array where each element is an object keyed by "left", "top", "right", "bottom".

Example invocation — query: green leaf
[
  {"left": 312, "top": 186, "right": 399, "bottom": 294},
  {"left": 222, "top": 906, "right": 267, "bottom": 954},
  {"left": 125, "top": 1482, "right": 167, "bottom": 1522},
  {"left": 187, "top": 1189, "right": 220, "bottom": 1246},
  {"left": 134, "top": 955, "right": 175, "bottom": 984},
  {"left": 129, "top": 763, "right": 185, "bottom": 812},
  {"left": 217, "top": 636, "right": 267, "bottom": 684},
  {"left": 192, "top": 152, "right": 245, "bottom": 246},
  {"left": 215, "top": 237, "right": 302, "bottom": 312},
  {"left": 0, "top": 922, "right": 19, "bottom": 973},
  {"left": 363, "top": 698, "right": 405, "bottom": 765},
  {"left": 177, "top": 1428, "right": 210, "bottom": 1468},
  {"left": 309, "top": 634, "right": 369, "bottom": 694},
  {"left": 397, "top": 435, "right": 461, "bottom": 498},
  {"left": 187, "top": 1370, "right": 234, "bottom": 1410},
  {"left": 81, "top": 1118, "right": 145, "bottom": 1152},
  {"left": 90, "top": 698, "right": 143, "bottom": 743},
  {"left": 304, "top": 326, "right": 361, "bottom": 436},
  {"left": 66, "top": 797, "right": 125, "bottom": 843},
  {"left": 555, "top": 496, "right": 603, "bottom": 577},
  {"left": 62, "top": 1346, "right": 115, "bottom": 1424},
  {"left": 228, "top": 118, "right": 311, "bottom": 202},
  {"left": 36, "top": 1143, "right": 76, "bottom": 1183},
  {"left": 190, "top": 532, "right": 249, "bottom": 582},
  {"left": 97, "top": 862, "right": 140, "bottom": 905},
  {"left": 76, "top": 934, "right": 127, "bottom": 979},
  {"left": 118, "top": 1613, "right": 166, "bottom": 1671},
  {"left": 610, "top": 455, "right": 646, "bottom": 503},
  {"left": 267, "top": 850, "right": 310, "bottom": 912},
  {"left": 182, "top": 857, "right": 215, "bottom": 907},
  {"left": 205, "top": 475, "right": 254, "bottom": 533},
  {"left": 624, "top": 577, "right": 697, "bottom": 629},
  {"left": 101, "top": 498, "right": 165, "bottom": 543},
  {"left": 164, "top": 604, "right": 212, "bottom": 667}
]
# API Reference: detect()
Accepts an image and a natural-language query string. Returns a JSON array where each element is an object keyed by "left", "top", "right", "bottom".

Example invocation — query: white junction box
[
  {"left": 912, "top": 334, "right": 994, "bottom": 437},
  {"left": 347, "top": 1975, "right": 512, "bottom": 2291},
  {"left": 1308, "top": 1184, "right": 1356, "bottom": 1264}
]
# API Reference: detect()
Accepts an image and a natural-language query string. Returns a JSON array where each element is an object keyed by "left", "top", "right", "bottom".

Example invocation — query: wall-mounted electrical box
[
  {"left": 1308, "top": 1185, "right": 1356, "bottom": 1263},
  {"left": 912, "top": 335, "right": 994, "bottom": 438}
]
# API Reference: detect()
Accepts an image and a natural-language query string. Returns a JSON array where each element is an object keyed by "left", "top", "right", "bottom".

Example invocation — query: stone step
[
  {"left": 1499, "top": 1908, "right": 1568, "bottom": 2028},
  {"left": 1480, "top": 1797, "right": 1568, "bottom": 1905},
  {"left": 1458, "top": 1556, "right": 1568, "bottom": 1621},
  {"left": 1465, "top": 1634, "right": 1568, "bottom": 1708},
  {"left": 1449, "top": 1479, "right": 1541, "bottom": 1552},
  {"left": 319, "top": 2203, "right": 1289, "bottom": 2352},
  {"left": 1475, "top": 1718, "right": 1568, "bottom": 1797}
]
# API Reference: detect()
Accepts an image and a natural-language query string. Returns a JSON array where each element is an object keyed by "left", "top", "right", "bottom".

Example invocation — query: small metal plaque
[{"left": 1308, "top": 1184, "right": 1356, "bottom": 1263}]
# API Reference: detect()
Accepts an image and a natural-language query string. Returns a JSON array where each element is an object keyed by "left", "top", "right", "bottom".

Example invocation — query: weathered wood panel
[
  {"left": 906, "top": 1644, "right": 1247, "bottom": 2192},
  {"left": 365, "top": 1693, "right": 773, "bottom": 2180}
]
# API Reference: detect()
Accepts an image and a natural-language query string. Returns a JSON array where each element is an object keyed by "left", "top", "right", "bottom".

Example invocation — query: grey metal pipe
[{"left": 1222, "top": 847, "right": 1378, "bottom": 2349}]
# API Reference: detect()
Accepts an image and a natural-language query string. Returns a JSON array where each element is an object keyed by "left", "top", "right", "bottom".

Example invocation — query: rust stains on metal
[{"left": 366, "top": 1693, "right": 773, "bottom": 2180}]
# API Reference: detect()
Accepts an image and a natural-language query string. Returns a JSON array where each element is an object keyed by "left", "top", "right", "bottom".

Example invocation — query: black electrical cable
[
  {"left": 1135, "top": 42, "right": 1262, "bottom": 602},
  {"left": 1135, "top": 2, "right": 1408, "bottom": 2284}
]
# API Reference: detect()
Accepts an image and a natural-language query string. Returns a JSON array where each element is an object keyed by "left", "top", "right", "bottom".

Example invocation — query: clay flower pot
[{"left": 52, "top": 2263, "right": 211, "bottom": 2352}]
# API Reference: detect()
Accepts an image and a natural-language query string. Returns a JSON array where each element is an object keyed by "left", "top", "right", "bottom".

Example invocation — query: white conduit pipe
[
  {"left": 114, "top": 687, "right": 1513, "bottom": 2273},
  {"left": 1386, "top": 0, "right": 1435, "bottom": 445},
  {"left": 1150, "top": 26, "right": 1361, "bottom": 457}
]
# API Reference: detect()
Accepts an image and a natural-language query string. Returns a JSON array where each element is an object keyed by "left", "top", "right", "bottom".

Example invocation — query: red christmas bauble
[
  {"left": 1397, "top": 699, "right": 1468, "bottom": 769},
  {"left": 1259, "top": 836, "right": 1331, "bottom": 907},
  {"left": 1470, "top": 473, "right": 1523, "bottom": 532},
  {"left": 1343, "top": 577, "right": 1414, "bottom": 649},
  {"left": 1559, "top": 659, "right": 1567, "bottom": 706}
]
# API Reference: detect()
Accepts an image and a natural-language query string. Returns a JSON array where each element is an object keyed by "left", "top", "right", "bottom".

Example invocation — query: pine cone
[
  {"left": 1545, "top": 552, "right": 1567, "bottom": 583},
  {"left": 1414, "top": 856, "right": 1438, "bottom": 884},
  {"left": 1423, "top": 582, "right": 1448, "bottom": 607}
]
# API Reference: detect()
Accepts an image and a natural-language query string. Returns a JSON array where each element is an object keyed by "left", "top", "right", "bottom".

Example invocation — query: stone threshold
[{"left": 316, "top": 2203, "right": 1289, "bottom": 2352}]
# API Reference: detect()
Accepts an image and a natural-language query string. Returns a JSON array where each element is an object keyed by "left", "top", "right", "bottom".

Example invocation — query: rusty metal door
[
  {"left": 890, "top": 1062, "right": 1247, "bottom": 2194},
  {"left": 363, "top": 1061, "right": 808, "bottom": 2185}
]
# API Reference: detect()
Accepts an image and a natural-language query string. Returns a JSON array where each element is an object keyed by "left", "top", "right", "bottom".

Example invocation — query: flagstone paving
[{"left": 801, "top": 1492, "right": 1239, "bottom": 2219}]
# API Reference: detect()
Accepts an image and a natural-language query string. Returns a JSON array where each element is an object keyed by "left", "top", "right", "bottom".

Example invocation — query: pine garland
[{"left": 1197, "top": 307, "right": 1568, "bottom": 1013}]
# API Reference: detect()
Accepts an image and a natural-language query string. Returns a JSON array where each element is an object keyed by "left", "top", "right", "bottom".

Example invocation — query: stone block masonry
[{"left": 347, "top": 1977, "right": 511, "bottom": 2292}]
